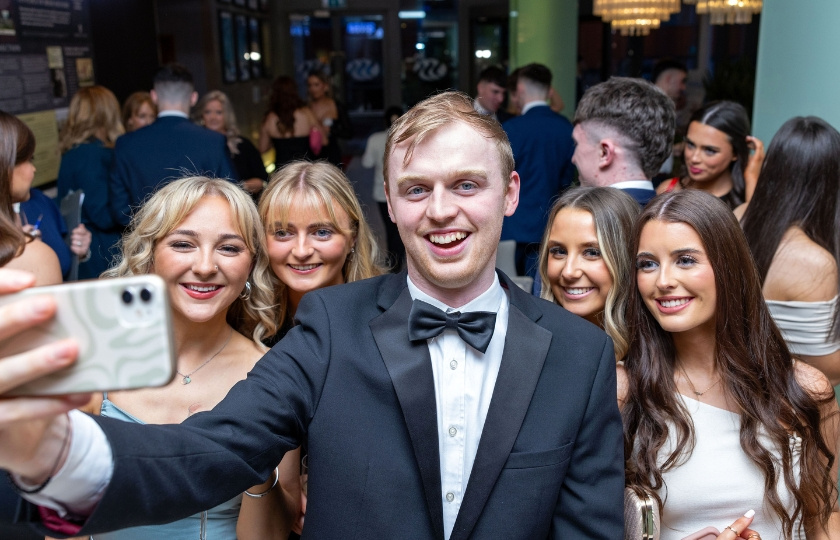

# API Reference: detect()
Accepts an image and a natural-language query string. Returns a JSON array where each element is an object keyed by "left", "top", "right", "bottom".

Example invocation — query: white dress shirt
[
  {"left": 407, "top": 274, "right": 509, "bottom": 540},
  {"left": 20, "top": 276, "right": 510, "bottom": 539}
]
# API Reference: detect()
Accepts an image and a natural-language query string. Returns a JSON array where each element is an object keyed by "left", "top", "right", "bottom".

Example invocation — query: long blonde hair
[
  {"left": 259, "top": 160, "right": 384, "bottom": 329},
  {"left": 104, "top": 176, "right": 276, "bottom": 344},
  {"left": 193, "top": 90, "right": 242, "bottom": 156},
  {"left": 538, "top": 187, "right": 639, "bottom": 360},
  {"left": 60, "top": 85, "right": 124, "bottom": 152}
]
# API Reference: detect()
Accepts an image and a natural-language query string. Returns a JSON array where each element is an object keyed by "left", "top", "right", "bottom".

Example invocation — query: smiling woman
[
  {"left": 74, "top": 176, "right": 293, "bottom": 540},
  {"left": 623, "top": 190, "right": 840, "bottom": 540}
]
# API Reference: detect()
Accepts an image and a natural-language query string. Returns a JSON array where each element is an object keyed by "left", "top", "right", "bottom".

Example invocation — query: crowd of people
[{"left": 0, "top": 60, "right": 837, "bottom": 540}]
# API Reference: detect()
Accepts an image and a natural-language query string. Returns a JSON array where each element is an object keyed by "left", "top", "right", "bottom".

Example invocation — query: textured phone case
[{"left": 2, "top": 275, "right": 175, "bottom": 396}]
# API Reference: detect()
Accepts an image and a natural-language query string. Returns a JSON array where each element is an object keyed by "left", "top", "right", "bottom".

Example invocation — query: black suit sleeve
[
  {"left": 550, "top": 336, "right": 624, "bottom": 538},
  {"left": 24, "top": 293, "right": 334, "bottom": 536}
]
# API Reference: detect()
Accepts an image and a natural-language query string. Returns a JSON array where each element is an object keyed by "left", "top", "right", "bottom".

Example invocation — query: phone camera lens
[
  {"left": 121, "top": 290, "right": 133, "bottom": 304},
  {"left": 140, "top": 288, "right": 152, "bottom": 302}
]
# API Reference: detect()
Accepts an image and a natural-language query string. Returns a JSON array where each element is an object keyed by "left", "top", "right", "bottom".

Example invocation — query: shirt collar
[
  {"left": 611, "top": 180, "right": 654, "bottom": 191},
  {"left": 407, "top": 273, "right": 504, "bottom": 314},
  {"left": 521, "top": 101, "right": 548, "bottom": 115},
  {"left": 157, "top": 110, "right": 189, "bottom": 119}
]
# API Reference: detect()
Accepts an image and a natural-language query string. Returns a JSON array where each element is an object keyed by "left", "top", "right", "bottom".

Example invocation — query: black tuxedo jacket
[
  {"left": 109, "top": 116, "right": 236, "bottom": 226},
  {"left": 19, "top": 271, "right": 624, "bottom": 539}
]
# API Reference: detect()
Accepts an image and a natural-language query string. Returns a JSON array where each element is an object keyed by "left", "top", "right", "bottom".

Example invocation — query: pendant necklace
[
  {"left": 677, "top": 362, "right": 720, "bottom": 397},
  {"left": 177, "top": 327, "right": 233, "bottom": 385}
]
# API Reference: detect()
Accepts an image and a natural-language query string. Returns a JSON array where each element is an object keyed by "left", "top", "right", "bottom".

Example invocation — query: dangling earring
[{"left": 240, "top": 281, "right": 252, "bottom": 300}]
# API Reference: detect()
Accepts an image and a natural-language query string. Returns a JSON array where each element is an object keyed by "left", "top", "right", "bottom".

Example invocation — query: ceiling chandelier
[
  {"left": 683, "top": 0, "right": 763, "bottom": 25},
  {"left": 593, "top": 0, "right": 682, "bottom": 36}
]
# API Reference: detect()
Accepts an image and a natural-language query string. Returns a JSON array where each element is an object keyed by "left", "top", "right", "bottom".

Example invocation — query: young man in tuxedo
[{"left": 0, "top": 91, "right": 624, "bottom": 539}]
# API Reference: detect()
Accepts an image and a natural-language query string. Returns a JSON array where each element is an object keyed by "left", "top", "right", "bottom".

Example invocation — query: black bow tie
[{"left": 407, "top": 299, "right": 497, "bottom": 354}]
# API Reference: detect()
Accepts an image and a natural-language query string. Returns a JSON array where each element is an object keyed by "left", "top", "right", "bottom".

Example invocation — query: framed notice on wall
[
  {"left": 234, "top": 14, "right": 250, "bottom": 81},
  {"left": 218, "top": 11, "right": 236, "bottom": 83}
]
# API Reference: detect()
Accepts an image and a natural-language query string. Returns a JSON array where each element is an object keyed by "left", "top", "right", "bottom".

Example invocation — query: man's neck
[
  {"left": 520, "top": 100, "right": 548, "bottom": 115},
  {"left": 405, "top": 264, "right": 499, "bottom": 309}
]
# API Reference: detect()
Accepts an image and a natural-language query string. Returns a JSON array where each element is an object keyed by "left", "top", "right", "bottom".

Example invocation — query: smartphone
[{"left": 1, "top": 275, "right": 176, "bottom": 396}]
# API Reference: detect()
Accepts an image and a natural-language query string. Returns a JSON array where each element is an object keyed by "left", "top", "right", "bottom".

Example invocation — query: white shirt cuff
[{"left": 14, "top": 409, "right": 113, "bottom": 518}]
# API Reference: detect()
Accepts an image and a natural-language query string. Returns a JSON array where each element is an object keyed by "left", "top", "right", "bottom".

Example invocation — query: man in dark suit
[
  {"left": 572, "top": 77, "right": 675, "bottom": 207},
  {"left": 501, "top": 63, "right": 575, "bottom": 277},
  {"left": 110, "top": 64, "right": 235, "bottom": 226},
  {"left": 0, "top": 91, "right": 623, "bottom": 539}
]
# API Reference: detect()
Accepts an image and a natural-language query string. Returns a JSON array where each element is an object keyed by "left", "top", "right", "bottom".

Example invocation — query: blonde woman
[
  {"left": 194, "top": 90, "right": 267, "bottom": 197},
  {"left": 259, "top": 160, "right": 384, "bottom": 533},
  {"left": 76, "top": 177, "right": 290, "bottom": 539},
  {"left": 57, "top": 85, "right": 125, "bottom": 278}
]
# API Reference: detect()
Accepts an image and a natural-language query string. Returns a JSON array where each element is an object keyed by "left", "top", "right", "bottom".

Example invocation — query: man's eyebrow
[{"left": 395, "top": 169, "right": 490, "bottom": 188}]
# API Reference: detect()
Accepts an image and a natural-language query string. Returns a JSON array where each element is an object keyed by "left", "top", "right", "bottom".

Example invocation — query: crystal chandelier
[
  {"left": 683, "top": 0, "right": 763, "bottom": 25},
  {"left": 593, "top": 0, "right": 682, "bottom": 36}
]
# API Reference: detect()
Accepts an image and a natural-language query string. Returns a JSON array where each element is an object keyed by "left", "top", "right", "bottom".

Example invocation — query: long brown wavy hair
[
  {"left": 0, "top": 111, "right": 33, "bottom": 266},
  {"left": 267, "top": 76, "right": 306, "bottom": 135},
  {"left": 623, "top": 190, "right": 837, "bottom": 537}
]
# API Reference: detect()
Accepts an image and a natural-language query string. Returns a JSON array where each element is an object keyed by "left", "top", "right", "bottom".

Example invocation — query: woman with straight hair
[
  {"left": 306, "top": 70, "right": 352, "bottom": 168},
  {"left": 258, "top": 160, "right": 384, "bottom": 535},
  {"left": 623, "top": 190, "right": 839, "bottom": 539},
  {"left": 258, "top": 76, "right": 324, "bottom": 171},
  {"left": 739, "top": 116, "right": 840, "bottom": 385},
  {"left": 0, "top": 111, "right": 62, "bottom": 284},
  {"left": 58, "top": 85, "right": 125, "bottom": 278},
  {"left": 75, "top": 176, "right": 291, "bottom": 540},
  {"left": 537, "top": 186, "right": 639, "bottom": 364},
  {"left": 657, "top": 101, "right": 762, "bottom": 209},
  {"left": 194, "top": 90, "right": 267, "bottom": 198}
]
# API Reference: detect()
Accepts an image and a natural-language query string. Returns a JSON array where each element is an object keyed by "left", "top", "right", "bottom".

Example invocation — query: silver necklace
[
  {"left": 176, "top": 327, "right": 233, "bottom": 385},
  {"left": 677, "top": 362, "right": 720, "bottom": 396}
]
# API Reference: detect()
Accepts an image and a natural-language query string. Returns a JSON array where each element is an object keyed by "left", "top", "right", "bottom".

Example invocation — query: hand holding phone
[{"left": 0, "top": 275, "right": 175, "bottom": 396}]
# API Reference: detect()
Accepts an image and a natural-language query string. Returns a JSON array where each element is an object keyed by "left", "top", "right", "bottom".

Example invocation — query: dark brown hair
[
  {"left": 741, "top": 116, "right": 840, "bottom": 340},
  {"left": 268, "top": 76, "right": 306, "bottom": 135},
  {"left": 0, "top": 111, "right": 32, "bottom": 265},
  {"left": 623, "top": 190, "right": 836, "bottom": 537}
]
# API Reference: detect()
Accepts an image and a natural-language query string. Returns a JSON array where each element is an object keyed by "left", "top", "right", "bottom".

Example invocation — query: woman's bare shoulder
[
  {"left": 793, "top": 359, "right": 835, "bottom": 400},
  {"left": 616, "top": 363, "right": 629, "bottom": 409},
  {"left": 5, "top": 239, "right": 61, "bottom": 285},
  {"left": 764, "top": 227, "right": 837, "bottom": 302}
]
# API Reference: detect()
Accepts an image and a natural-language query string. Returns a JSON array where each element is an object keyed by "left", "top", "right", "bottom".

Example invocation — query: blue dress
[
  {"left": 92, "top": 394, "right": 242, "bottom": 540},
  {"left": 57, "top": 139, "right": 123, "bottom": 279}
]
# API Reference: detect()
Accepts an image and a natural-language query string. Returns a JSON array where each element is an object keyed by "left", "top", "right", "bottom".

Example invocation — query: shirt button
[
  {"left": 448, "top": 426, "right": 457, "bottom": 437},
  {"left": 450, "top": 359, "right": 457, "bottom": 370},
  {"left": 446, "top": 492, "right": 455, "bottom": 502}
]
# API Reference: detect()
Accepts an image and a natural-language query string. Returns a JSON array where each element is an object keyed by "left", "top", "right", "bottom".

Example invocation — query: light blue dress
[{"left": 92, "top": 394, "right": 242, "bottom": 540}]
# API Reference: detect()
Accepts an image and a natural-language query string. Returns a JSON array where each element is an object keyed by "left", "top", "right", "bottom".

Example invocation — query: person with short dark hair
[
  {"left": 473, "top": 66, "right": 511, "bottom": 123},
  {"left": 573, "top": 77, "right": 675, "bottom": 206},
  {"left": 652, "top": 59, "right": 687, "bottom": 102},
  {"left": 502, "top": 63, "right": 575, "bottom": 277},
  {"left": 110, "top": 63, "right": 236, "bottom": 227}
]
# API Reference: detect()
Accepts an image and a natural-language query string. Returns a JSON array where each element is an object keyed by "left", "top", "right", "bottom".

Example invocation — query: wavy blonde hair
[
  {"left": 104, "top": 176, "right": 276, "bottom": 344},
  {"left": 259, "top": 160, "right": 385, "bottom": 329},
  {"left": 60, "top": 85, "right": 124, "bottom": 152},
  {"left": 538, "top": 187, "right": 639, "bottom": 360},
  {"left": 193, "top": 90, "right": 242, "bottom": 156}
]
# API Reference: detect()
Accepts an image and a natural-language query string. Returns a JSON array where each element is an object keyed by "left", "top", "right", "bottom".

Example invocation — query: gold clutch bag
[{"left": 624, "top": 486, "right": 660, "bottom": 540}]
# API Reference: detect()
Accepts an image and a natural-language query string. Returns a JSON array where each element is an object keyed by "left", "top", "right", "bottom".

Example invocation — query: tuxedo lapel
[
  {"left": 450, "top": 273, "right": 552, "bottom": 540},
  {"left": 370, "top": 276, "right": 445, "bottom": 540}
]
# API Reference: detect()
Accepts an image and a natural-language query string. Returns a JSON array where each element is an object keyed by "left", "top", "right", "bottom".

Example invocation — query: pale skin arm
[
  {"left": 742, "top": 136, "right": 765, "bottom": 204},
  {"left": 794, "top": 361, "right": 840, "bottom": 539},
  {"left": 6, "top": 240, "right": 62, "bottom": 286},
  {"left": 258, "top": 113, "right": 278, "bottom": 154}
]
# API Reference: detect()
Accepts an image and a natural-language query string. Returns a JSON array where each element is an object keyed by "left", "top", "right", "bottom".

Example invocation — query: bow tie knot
[{"left": 408, "top": 299, "right": 497, "bottom": 353}]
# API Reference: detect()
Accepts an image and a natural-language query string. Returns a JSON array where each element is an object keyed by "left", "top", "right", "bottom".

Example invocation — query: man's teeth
[
  {"left": 429, "top": 232, "right": 467, "bottom": 245},
  {"left": 291, "top": 264, "right": 319, "bottom": 271},
  {"left": 187, "top": 285, "right": 220, "bottom": 292},
  {"left": 565, "top": 287, "right": 593, "bottom": 295},
  {"left": 659, "top": 298, "right": 690, "bottom": 308}
]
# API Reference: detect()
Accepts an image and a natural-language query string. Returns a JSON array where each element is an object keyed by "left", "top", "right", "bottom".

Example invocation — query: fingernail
[
  {"left": 744, "top": 509, "right": 755, "bottom": 518},
  {"left": 50, "top": 342, "right": 76, "bottom": 363},
  {"left": 29, "top": 296, "right": 53, "bottom": 316}
]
